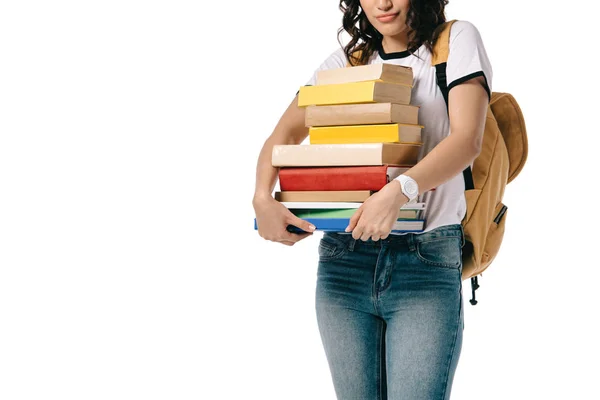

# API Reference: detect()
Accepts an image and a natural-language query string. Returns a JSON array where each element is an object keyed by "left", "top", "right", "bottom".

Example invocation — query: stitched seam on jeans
[
  {"left": 317, "top": 241, "right": 336, "bottom": 261},
  {"left": 416, "top": 235, "right": 462, "bottom": 245},
  {"left": 377, "top": 320, "right": 384, "bottom": 400},
  {"left": 415, "top": 245, "right": 461, "bottom": 268},
  {"left": 319, "top": 240, "right": 336, "bottom": 253},
  {"left": 323, "top": 233, "right": 351, "bottom": 247},
  {"left": 318, "top": 240, "right": 349, "bottom": 262},
  {"left": 440, "top": 274, "right": 462, "bottom": 399}
]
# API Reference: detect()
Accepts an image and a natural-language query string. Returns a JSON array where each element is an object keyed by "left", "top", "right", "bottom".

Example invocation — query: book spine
[
  {"left": 279, "top": 166, "right": 388, "bottom": 191},
  {"left": 316, "top": 67, "right": 381, "bottom": 86},
  {"left": 271, "top": 144, "right": 420, "bottom": 167},
  {"left": 298, "top": 81, "right": 411, "bottom": 107},
  {"left": 271, "top": 144, "right": 380, "bottom": 167},
  {"left": 290, "top": 208, "right": 419, "bottom": 219},
  {"left": 298, "top": 81, "right": 376, "bottom": 107},
  {"left": 280, "top": 218, "right": 426, "bottom": 233},
  {"left": 280, "top": 201, "right": 427, "bottom": 210},
  {"left": 254, "top": 218, "right": 425, "bottom": 233},
  {"left": 308, "top": 124, "right": 422, "bottom": 145},
  {"left": 305, "top": 103, "right": 391, "bottom": 127},
  {"left": 305, "top": 103, "right": 419, "bottom": 127},
  {"left": 274, "top": 190, "right": 373, "bottom": 202}
]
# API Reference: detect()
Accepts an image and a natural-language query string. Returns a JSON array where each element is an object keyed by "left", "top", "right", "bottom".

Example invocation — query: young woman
[{"left": 253, "top": 0, "right": 492, "bottom": 398}]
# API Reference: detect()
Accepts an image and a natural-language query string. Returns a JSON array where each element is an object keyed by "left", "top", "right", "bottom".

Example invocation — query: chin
[
  {"left": 378, "top": 28, "right": 405, "bottom": 38},
  {"left": 373, "top": 23, "right": 407, "bottom": 37}
]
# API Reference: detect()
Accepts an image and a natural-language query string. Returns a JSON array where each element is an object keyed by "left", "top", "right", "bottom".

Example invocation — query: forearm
[
  {"left": 254, "top": 96, "right": 309, "bottom": 203},
  {"left": 253, "top": 134, "right": 287, "bottom": 201},
  {"left": 401, "top": 134, "right": 480, "bottom": 194}
]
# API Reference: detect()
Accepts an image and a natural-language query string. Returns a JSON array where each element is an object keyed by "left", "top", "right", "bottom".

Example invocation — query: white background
[{"left": 1, "top": 1, "right": 598, "bottom": 399}]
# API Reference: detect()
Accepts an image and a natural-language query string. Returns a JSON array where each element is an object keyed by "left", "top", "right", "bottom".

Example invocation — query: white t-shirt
[{"left": 300, "top": 20, "right": 493, "bottom": 235}]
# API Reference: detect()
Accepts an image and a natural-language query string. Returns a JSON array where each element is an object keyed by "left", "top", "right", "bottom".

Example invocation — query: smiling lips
[{"left": 376, "top": 12, "right": 399, "bottom": 23}]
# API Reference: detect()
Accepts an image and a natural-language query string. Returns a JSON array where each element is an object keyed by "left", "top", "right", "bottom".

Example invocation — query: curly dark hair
[{"left": 337, "top": 0, "right": 449, "bottom": 66}]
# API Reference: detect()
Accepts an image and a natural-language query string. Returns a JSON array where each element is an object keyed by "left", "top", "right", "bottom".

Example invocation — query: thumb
[
  {"left": 345, "top": 207, "right": 363, "bottom": 232},
  {"left": 286, "top": 214, "right": 316, "bottom": 233}
]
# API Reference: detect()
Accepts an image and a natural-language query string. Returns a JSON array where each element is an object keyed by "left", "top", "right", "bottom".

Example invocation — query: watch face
[{"left": 405, "top": 180, "right": 418, "bottom": 195}]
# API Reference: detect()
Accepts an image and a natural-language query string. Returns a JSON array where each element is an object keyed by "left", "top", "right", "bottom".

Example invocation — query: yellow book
[
  {"left": 297, "top": 81, "right": 412, "bottom": 107},
  {"left": 309, "top": 123, "right": 423, "bottom": 145}
]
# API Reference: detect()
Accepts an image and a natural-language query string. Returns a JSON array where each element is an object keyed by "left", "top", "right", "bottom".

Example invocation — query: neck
[{"left": 380, "top": 32, "right": 411, "bottom": 53}]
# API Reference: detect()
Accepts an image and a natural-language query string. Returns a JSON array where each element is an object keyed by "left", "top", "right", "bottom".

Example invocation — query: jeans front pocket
[
  {"left": 415, "top": 235, "right": 462, "bottom": 269},
  {"left": 318, "top": 233, "right": 351, "bottom": 262}
]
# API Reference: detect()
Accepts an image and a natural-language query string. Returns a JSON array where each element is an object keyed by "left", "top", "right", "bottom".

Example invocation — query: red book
[{"left": 278, "top": 165, "right": 409, "bottom": 191}]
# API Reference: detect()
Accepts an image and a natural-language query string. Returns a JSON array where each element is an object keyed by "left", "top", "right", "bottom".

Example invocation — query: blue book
[{"left": 254, "top": 218, "right": 425, "bottom": 233}]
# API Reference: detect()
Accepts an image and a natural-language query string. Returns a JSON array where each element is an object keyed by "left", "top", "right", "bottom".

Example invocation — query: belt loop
[
  {"left": 348, "top": 237, "right": 356, "bottom": 252},
  {"left": 408, "top": 234, "right": 416, "bottom": 251},
  {"left": 459, "top": 224, "right": 465, "bottom": 248}
]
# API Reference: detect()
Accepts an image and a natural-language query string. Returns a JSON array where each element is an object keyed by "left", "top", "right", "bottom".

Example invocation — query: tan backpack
[
  {"left": 431, "top": 19, "right": 528, "bottom": 304},
  {"left": 347, "top": 19, "right": 528, "bottom": 305}
]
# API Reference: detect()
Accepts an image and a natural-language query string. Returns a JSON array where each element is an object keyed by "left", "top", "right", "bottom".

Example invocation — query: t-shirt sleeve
[
  {"left": 295, "top": 48, "right": 348, "bottom": 95},
  {"left": 446, "top": 20, "right": 493, "bottom": 101}
]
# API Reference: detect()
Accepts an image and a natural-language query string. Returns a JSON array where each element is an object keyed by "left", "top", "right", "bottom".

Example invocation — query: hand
[
  {"left": 345, "top": 180, "right": 409, "bottom": 241},
  {"left": 253, "top": 194, "right": 315, "bottom": 246}
]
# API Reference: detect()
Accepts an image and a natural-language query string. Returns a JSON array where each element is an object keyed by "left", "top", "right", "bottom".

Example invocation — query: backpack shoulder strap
[
  {"left": 431, "top": 19, "right": 475, "bottom": 191},
  {"left": 346, "top": 49, "right": 363, "bottom": 67},
  {"left": 431, "top": 19, "right": 458, "bottom": 108},
  {"left": 431, "top": 19, "right": 457, "bottom": 66}
]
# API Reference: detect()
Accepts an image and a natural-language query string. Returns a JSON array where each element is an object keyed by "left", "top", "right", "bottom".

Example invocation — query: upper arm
[
  {"left": 446, "top": 20, "right": 493, "bottom": 151},
  {"left": 448, "top": 76, "right": 489, "bottom": 152}
]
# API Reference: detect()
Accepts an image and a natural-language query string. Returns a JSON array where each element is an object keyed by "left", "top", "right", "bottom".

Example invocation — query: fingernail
[
  {"left": 309, "top": 224, "right": 316, "bottom": 231},
  {"left": 345, "top": 226, "right": 350, "bottom": 232}
]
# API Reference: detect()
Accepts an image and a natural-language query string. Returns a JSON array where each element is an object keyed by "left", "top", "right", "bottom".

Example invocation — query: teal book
[
  {"left": 254, "top": 218, "right": 425, "bottom": 233},
  {"left": 290, "top": 208, "right": 420, "bottom": 219}
]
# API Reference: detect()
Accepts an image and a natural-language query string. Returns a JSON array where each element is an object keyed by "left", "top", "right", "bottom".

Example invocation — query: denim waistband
[{"left": 325, "top": 224, "right": 465, "bottom": 248}]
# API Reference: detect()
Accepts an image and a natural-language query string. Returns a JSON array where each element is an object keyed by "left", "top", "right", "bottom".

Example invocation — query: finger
[
  {"left": 371, "top": 234, "right": 380, "bottom": 241},
  {"left": 351, "top": 224, "right": 363, "bottom": 240},
  {"left": 286, "top": 214, "right": 316, "bottom": 233},
  {"left": 346, "top": 207, "right": 363, "bottom": 232},
  {"left": 360, "top": 230, "right": 372, "bottom": 241},
  {"left": 282, "top": 231, "right": 312, "bottom": 243}
]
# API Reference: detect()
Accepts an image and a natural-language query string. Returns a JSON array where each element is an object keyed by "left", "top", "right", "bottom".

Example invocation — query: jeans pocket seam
[
  {"left": 415, "top": 251, "right": 459, "bottom": 268},
  {"left": 318, "top": 240, "right": 349, "bottom": 262},
  {"left": 415, "top": 237, "right": 461, "bottom": 269}
]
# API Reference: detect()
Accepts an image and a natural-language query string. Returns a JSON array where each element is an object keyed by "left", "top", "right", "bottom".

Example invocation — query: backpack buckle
[{"left": 469, "top": 275, "right": 480, "bottom": 305}]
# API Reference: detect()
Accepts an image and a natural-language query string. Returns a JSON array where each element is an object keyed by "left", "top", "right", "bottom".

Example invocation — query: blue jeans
[{"left": 315, "top": 224, "right": 465, "bottom": 400}]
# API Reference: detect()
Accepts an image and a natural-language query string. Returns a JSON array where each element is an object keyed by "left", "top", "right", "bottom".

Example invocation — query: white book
[
  {"left": 391, "top": 220, "right": 425, "bottom": 231},
  {"left": 316, "top": 63, "right": 413, "bottom": 86},
  {"left": 281, "top": 201, "right": 426, "bottom": 211},
  {"left": 271, "top": 143, "right": 421, "bottom": 167}
]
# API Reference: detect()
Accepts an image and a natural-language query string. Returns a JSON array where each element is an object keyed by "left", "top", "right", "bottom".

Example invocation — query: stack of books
[{"left": 258, "top": 63, "right": 429, "bottom": 234}]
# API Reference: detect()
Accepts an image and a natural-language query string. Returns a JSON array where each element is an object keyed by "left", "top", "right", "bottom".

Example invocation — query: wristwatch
[{"left": 396, "top": 174, "right": 419, "bottom": 202}]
